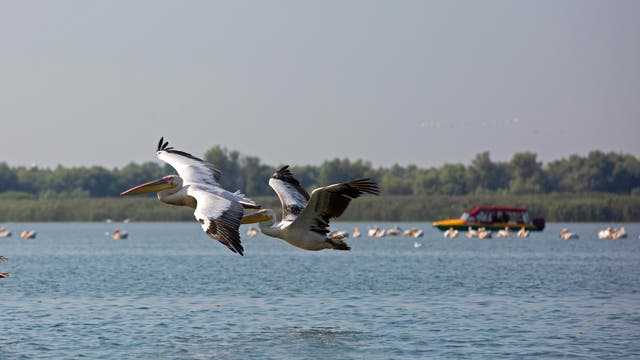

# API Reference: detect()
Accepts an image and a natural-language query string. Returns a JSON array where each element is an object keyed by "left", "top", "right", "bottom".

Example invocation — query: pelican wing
[
  {"left": 291, "top": 179, "right": 380, "bottom": 235},
  {"left": 189, "top": 185, "right": 245, "bottom": 255},
  {"left": 156, "top": 137, "right": 222, "bottom": 186},
  {"left": 268, "top": 165, "right": 310, "bottom": 222}
]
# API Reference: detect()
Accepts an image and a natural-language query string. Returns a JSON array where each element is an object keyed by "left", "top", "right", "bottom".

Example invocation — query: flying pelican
[
  {"left": 120, "top": 137, "right": 261, "bottom": 255},
  {"left": 242, "top": 165, "right": 379, "bottom": 251}
]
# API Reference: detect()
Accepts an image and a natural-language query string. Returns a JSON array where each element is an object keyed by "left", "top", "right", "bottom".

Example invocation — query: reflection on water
[{"left": 0, "top": 222, "right": 639, "bottom": 359}]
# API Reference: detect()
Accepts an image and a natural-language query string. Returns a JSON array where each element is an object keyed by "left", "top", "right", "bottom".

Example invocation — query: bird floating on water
[
  {"left": 246, "top": 226, "right": 258, "bottom": 238},
  {"left": 112, "top": 229, "right": 128, "bottom": 240},
  {"left": 517, "top": 227, "right": 530, "bottom": 238},
  {"left": 0, "top": 227, "right": 12, "bottom": 238},
  {"left": 598, "top": 227, "right": 627, "bottom": 239},
  {"left": 404, "top": 227, "right": 424, "bottom": 238},
  {"left": 20, "top": 230, "right": 36, "bottom": 239},
  {"left": 443, "top": 227, "right": 459, "bottom": 239},
  {"left": 559, "top": 228, "right": 579, "bottom": 240},
  {"left": 496, "top": 227, "right": 511, "bottom": 238}
]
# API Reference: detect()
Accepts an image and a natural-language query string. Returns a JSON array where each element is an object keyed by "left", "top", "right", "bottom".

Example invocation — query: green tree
[
  {"left": 0, "top": 162, "right": 18, "bottom": 192},
  {"left": 204, "top": 146, "right": 242, "bottom": 191},
  {"left": 508, "top": 152, "right": 544, "bottom": 194}
]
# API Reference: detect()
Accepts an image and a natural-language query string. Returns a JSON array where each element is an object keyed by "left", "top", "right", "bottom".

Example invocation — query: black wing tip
[
  {"left": 206, "top": 229, "right": 245, "bottom": 256},
  {"left": 157, "top": 136, "right": 174, "bottom": 152},
  {"left": 156, "top": 137, "right": 205, "bottom": 162},
  {"left": 350, "top": 178, "right": 381, "bottom": 195},
  {"left": 272, "top": 165, "right": 301, "bottom": 186},
  {"left": 205, "top": 216, "right": 245, "bottom": 256}
]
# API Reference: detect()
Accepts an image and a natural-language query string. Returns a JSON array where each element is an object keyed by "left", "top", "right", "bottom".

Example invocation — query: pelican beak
[
  {"left": 120, "top": 177, "right": 174, "bottom": 196},
  {"left": 241, "top": 209, "right": 273, "bottom": 224}
]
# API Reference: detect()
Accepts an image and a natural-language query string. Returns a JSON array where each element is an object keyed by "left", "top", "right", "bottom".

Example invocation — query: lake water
[{"left": 1, "top": 222, "right": 639, "bottom": 359}]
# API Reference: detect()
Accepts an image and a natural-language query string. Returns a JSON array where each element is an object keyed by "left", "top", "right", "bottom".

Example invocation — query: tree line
[{"left": 1, "top": 148, "right": 639, "bottom": 200}]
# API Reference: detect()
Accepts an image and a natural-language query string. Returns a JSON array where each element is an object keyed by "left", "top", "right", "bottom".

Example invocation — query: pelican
[
  {"left": 242, "top": 165, "right": 379, "bottom": 251},
  {"left": 112, "top": 229, "right": 128, "bottom": 240},
  {"left": 613, "top": 227, "right": 628, "bottom": 239},
  {"left": 120, "top": 137, "right": 261, "bottom": 255},
  {"left": 405, "top": 227, "right": 424, "bottom": 238},
  {"left": 368, "top": 226, "right": 386, "bottom": 238},
  {"left": 0, "top": 227, "right": 11, "bottom": 237},
  {"left": 352, "top": 227, "right": 361, "bottom": 238},
  {"left": 0, "top": 256, "right": 7, "bottom": 262},
  {"left": 368, "top": 226, "right": 379, "bottom": 237},
  {"left": 517, "top": 227, "right": 530, "bottom": 238},
  {"left": 246, "top": 226, "right": 258, "bottom": 238},
  {"left": 328, "top": 229, "right": 349, "bottom": 240},
  {"left": 477, "top": 227, "right": 492, "bottom": 239},
  {"left": 466, "top": 227, "right": 478, "bottom": 238},
  {"left": 496, "top": 227, "right": 511, "bottom": 238},
  {"left": 20, "top": 230, "right": 36, "bottom": 239},
  {"left": 443, "top": 227, "right": 459, "bottom": 239},
  {"left": 386, "top": 226, "right": 402, "bottom": 236},
  {"left": 559, "top": 228, "right": 578, "bottom": 240},
  {"left": 598, "top": 227, "right": 613, "bottom": 239}
]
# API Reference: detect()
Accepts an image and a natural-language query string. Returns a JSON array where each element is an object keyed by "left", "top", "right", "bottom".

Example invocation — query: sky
[{"left": 1, "top": 1, "right": 639, "bottom": 170}]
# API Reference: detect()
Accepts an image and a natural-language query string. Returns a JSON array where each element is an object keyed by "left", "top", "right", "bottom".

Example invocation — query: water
[{"left": 1, "top": 222, "right": 639, "bottom": 359}]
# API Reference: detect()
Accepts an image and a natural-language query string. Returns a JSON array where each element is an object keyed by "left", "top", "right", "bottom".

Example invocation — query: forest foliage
[
  {"left": 1, "top": 148, "right": 639, "bottom": 198},
  {"left": 1, "top": 148, "right": 640, "bottom": 221}
]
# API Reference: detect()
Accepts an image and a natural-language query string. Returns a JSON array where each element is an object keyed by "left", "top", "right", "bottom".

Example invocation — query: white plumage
[
  {"left": 243, "top": 166, "right": 379, "bottom": 251},
  {"left": 121, "top": 137, "right": 259, "bottom": 255}
]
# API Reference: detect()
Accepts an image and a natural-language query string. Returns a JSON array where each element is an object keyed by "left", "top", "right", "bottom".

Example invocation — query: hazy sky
[{"left": 1, "top": 1, "right": 639, "bottom": 169}]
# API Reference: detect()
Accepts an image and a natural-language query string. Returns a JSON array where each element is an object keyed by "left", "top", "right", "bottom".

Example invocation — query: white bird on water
[
  {"left": 120, "top": 137, "right": 262, "bottom": 255},
  {"left": 242, "top": 165, "right": 379, "bottom": 251}
]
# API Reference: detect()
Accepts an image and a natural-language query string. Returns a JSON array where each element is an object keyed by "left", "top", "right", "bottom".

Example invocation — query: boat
[{"left": 432, "top": 206, "right": 545, "bottom": 232}]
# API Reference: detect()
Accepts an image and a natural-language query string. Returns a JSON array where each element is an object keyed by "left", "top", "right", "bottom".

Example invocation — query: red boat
[{"left": 432, "top": 206, "right": 545, "bottom": 232}]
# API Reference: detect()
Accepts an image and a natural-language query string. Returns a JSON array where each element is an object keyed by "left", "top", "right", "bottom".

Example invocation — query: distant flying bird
[
  {"left": 242, "top": 165, "right": 379, "bottom": 251},
  {"left": 120, "top": 137, "right": 261, "bottom": 255}
]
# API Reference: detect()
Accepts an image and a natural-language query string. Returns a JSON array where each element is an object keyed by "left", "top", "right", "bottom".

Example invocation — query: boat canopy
[
  {"left": 466, "top": 206, "right": 528, "bottom": 216},
  {"left": 461, "top": 206, "right": 531, "bottom": 224}
]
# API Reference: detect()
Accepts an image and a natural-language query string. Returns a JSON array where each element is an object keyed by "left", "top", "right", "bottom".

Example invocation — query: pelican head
[{"left": 120, "top": 175, "right": 181, "bottom": 196}]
